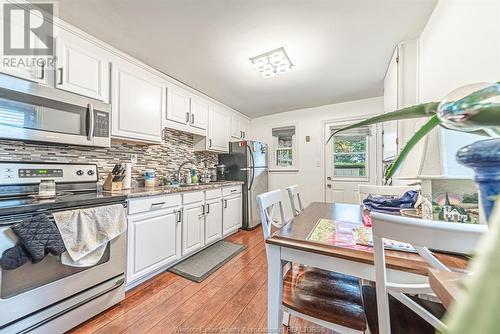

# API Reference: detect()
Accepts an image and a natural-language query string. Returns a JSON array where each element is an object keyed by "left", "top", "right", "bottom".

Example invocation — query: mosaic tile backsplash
[{"left": 0, "top": 129, "right": 218, "bottom": 186}]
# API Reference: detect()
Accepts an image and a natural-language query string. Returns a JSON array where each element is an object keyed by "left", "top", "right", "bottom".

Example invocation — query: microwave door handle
[{"left": 87, "top": 103, "right": 94, "bottom": 141}]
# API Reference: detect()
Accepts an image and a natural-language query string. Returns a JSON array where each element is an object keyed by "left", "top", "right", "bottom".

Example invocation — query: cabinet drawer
[
  {"left": 183, "top": 191, "right": 204, "bottom": 204},
  {"left": 205, "top": 189, "right": 222, "bottom": 200},
  {"left": 128, "top": 194, "right": 181, "bottom": 215},
  {"left": 223, "top": 186, "right": 242, "bottom": 197}
]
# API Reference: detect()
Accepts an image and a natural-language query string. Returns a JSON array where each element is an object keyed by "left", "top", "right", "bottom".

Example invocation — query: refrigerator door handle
[{"left": 246, "top": 144, "right": 255, "bottom": 191}]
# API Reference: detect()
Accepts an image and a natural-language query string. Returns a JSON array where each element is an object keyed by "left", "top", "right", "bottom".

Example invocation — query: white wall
[
  {"left": 416, "top": 0, "right": 500, "bottom": 177},
  {"left": 251, "top": 97, "right": 383, "bottom": 219}
]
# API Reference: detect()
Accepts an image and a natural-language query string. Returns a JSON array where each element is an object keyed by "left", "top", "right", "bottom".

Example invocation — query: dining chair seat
[
  {"left": 362, "top": 285, "right": 445, "bottom": 334},
  {"left": 283, "top": 265, "right": 367, "bottom": 332}
]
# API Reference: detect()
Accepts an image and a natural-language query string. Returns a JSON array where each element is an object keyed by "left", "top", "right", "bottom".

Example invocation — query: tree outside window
[
  {"left": 272, "top": 125, "right": 296, "bottom": 168},
  {"left": 331, "top": 127, "right": 370, "bottom": 178}
]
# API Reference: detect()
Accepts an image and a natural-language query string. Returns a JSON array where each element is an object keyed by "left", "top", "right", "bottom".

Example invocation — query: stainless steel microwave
[{"left": 0, "top": 73, "right": 111, "bottom": 147}]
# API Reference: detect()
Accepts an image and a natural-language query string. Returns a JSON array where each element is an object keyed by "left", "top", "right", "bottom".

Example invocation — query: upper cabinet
[
  {"left": 111, "top": 61, "right": 165, "bottom": 143},
  {"left": 383, "top": 39, "right": 418, "bottom": 160},
  {"left": 194, "top": 105, "right": 229, "bottom": 152},
  {"left": 230, "top": 114, "right": 250, "bottom": 141},
  {"left": 55, "top": 32, "right": 110, "bottom": 102},
  {"left": 165, "top": 86, "right": 208, "bottom": 136}
]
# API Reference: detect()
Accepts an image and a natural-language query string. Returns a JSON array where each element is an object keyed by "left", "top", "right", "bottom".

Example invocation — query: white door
[
  {"left": 383, "top": 47, "right": 399, "bottom": 160},
  {"left": 190, "top": 96, "right": 208, "bottom": 130},
  {"left": 56, "top": 35, "right": 109, "bottom": 101},
  {"left": 182, "top": 202, "right": 205, "bottom": 256},
  {"left": 208, "top": 106, "right": 229, "bottom": 151},
  {"left": 205, "top": 199, "right": 223, "bottom": 244},
  {"left": 112, "top": 63, "right": 164, "bottom": 143},
  {"left": 127, "top": 209, "right": 181, "bottom": 283},
  {"left": 324, "top": 122, "right": 378, "bottom": 204},
  {"left": 166, "top": 86, "right": 190, "bottom": 125},
  {"left": 223, "top": 195, "right": 242, "bottom": 236},
  {"left": 230, "top": 114, "right": 241, "bottom": 139}
]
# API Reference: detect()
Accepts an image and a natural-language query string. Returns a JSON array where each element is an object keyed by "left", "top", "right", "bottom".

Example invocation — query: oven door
[{"left": 0, "top": 212, "right": 126, "bottom": 329}]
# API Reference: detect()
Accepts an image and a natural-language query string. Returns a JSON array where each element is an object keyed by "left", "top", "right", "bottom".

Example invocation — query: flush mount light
[{"left": 249, "top": 47, "right": 293, "bottom": 78}]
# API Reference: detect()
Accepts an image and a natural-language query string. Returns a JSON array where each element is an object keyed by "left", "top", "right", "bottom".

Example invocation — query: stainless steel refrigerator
[{"left": 218, "top": 141, "right": 268, "bottom": 230}]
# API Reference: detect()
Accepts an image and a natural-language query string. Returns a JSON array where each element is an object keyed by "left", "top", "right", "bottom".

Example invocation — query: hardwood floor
[{"left": 69, "top": 227, "right": 334, "bottom": 334}]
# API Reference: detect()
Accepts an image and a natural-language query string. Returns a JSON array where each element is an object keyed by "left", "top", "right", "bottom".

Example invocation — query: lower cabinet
[
  {"left": 223, "top": 194, "right": 242, "bottom": 236},
  {"left": 127, "top": 207, "right": 181, "bottom": 284},
  {"left": 182, "top": 202, "right": 205, "bottom": 256},
  {"left": 205, "top": 198, "right": 223, "bottom": 244}
]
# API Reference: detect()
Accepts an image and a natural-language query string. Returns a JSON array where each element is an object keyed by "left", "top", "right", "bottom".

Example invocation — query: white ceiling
[{"left": 56, "top": 0, "right": 437, "bottom": 118}]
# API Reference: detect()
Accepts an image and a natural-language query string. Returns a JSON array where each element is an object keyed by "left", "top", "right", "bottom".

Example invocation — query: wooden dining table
[{"left": 265, "top": 202, "right": 469, "bottom": 332}]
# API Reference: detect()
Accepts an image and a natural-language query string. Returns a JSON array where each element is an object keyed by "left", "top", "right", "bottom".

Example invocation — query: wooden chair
[
  {"left": 286, "top": 184, "right": 304, "bottom": 217},
  {"left": 368, "top": 212, "right": 488, "bottom": 334},
  {"left": 257, "top": 190, "right": 368, "bottom": 333},
  {"left": 358, "top": 185, "right": 421, "bottom": 204}
]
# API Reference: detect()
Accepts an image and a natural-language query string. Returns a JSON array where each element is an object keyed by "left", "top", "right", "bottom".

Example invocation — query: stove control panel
[{"left": 0, "top": 162, "right": 98, "bottom": 185}]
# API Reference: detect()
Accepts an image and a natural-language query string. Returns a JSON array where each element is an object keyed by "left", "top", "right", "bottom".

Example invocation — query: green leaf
[
  {"left": 384, "top": 115, "right": 440, "bottom": 182},
  {"left": 326, "top": 102, "right": 439, "bottom": 144},
  {"left": 465, "top": 104, "right": 500, "bottom": 127}
]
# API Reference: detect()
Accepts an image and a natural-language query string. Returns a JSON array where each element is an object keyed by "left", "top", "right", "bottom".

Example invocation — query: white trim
[{"left": 270, "top": 122, "right": 299, "bottom": 170}]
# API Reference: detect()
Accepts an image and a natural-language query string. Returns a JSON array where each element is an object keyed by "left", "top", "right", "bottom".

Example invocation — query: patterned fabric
[
  {"left": 0, "top": 244, "right": 30, "bottom": 270},
  {"left": 11, "top": 214, "right": 66, "bottom": 263}
]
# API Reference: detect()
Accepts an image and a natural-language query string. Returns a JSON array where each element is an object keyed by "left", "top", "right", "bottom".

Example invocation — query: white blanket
[{"left": 53, "top": 204, "right": 127, "bottom": 267}]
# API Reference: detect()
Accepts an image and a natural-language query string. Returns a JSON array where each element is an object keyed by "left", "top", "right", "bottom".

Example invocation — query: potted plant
[{"left": 328, "top": 82, "right": 500, "bottom": 219}]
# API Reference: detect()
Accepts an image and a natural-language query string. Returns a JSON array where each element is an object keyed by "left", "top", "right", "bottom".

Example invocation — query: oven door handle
[{"left": 87, "top": 103, "right": 95, "bottom": 142}]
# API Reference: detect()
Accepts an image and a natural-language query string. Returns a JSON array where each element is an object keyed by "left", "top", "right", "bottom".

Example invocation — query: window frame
[
  {"left": 270, "top": 123, "right": 298, "bottom": 171},
  {"left": 330, "top": 126, "right": 371, "bottom": 181}
]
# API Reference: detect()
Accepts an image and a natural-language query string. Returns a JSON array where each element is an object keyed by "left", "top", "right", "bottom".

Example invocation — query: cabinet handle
[
  {"left": 161, "top": 128, "right": 166, "bottom": 141},
  {"left": 58, "top": 67, "right": 63, "bottom": 85},
  {"left": 201, "top": 204, "right": 205, "bottom": 215},
  {"left": 230, "top": 189, "right": 237, "bottom": 193},
  {"left": 185, "top": 112, "right": 190, "bottom": 123},
  {"left": 243, "top": 132, "right": 246, "bottom": 139},
  {"left": 206, "top": 203, "right": 210, "bottom": 214},
  {"left": 176, "top": 209, "right": 182, "bottom": 222},
  {"left": 209, "top": 139, "right": 212, "bottom": 147},
  {"left": 224, "top": 199, "right": 228, "bottom": 209},
  {"left": 151, "top": 202, "right": 166, "bottom": 208},
  {"left": 191, "top": 113, "right": 194, "bottom": 124},
  {"left": 39, "top": 61, "right": 45, "bottom": 80}
]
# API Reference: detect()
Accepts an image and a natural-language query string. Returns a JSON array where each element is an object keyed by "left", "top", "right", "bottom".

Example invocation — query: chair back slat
[
  {"left": 256, "top": 189, "right": 287, "bottom": 240},
  {"left": 286, "top": 184, "right": 304, "bottom": 217}
]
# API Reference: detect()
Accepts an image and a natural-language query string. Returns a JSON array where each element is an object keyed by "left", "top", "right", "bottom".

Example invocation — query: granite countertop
[{"left": 103, "top": 181, "right": 244, "bottom": 199}]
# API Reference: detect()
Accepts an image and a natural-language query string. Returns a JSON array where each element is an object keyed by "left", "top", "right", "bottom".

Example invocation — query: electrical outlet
[{"left": 130, "top": 154, "right": 138, "bottom": 164}]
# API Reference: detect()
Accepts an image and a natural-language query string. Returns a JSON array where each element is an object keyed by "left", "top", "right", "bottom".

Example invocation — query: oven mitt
[
  {"left": 11, "top": 214, "right": 66, "bottom": 263},
  {"left": 0, "top": 244, "right": 30, "bottom": 270}
]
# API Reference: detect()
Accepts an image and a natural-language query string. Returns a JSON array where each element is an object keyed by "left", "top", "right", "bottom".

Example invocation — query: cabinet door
[
  {"left": 383, "top": 47, "right": 399, "bottom": 160},
  {"left": 112, "top": 63, "right": 164, "bottom": 143},
  {"left": 240, "top": 118, "right": 250, "bottom": 140},
  {"left": 56, "top": 35, "right": 109, "bottom": 101},
  {"left": 190, "top": 96, "right": 208, "bottom": 130},
  {"left": 205, "top": 199, "right": 223, "bottom": 244},
  {"left": 230, "top": 114, "right": 241, "bottom": 139},
  {"left": 208, "top": 106, "right": 229, "bottom": 152},
  {"left": 167, "top": 86, "right": 190, "bottom": 125},
  {"left": 127, "top": 209, "right": 181, "bottom": 283},
  {"left": 182, "top": 202, "right": 205, "bottom": 256},
  {"left": 223, "top": 195, "right": 242, "bottom": 236}
]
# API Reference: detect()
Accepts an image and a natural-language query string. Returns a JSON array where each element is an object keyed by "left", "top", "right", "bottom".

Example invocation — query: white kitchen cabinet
[
  {"left": 55, "top": 33, "right": 110, "bottom": 101},
  {"left": 231, "top": 114, "right": 250, "bottom": 141},
  {"left": 205, "top": 198, "right": 223, "bottom": 244},
  {"left": 127, "top": 207, "right": 181, "bottom": 284},
  {"left": 193, "top": 105, "right": 229, "bottom": 152},
  {"left": 222, "top": 194, "right": 242, "bottom": 236},
  {"left": 383, "top": 40, "right": 419, "bottom": 161},
  {"left": 111, "top": 62, "right": 165, "bottom": 143},
  {"left": 182, "top": 201, "right": 205, "bottom": 256},
  {"left": 166, "top": 85, "right": 191, "bottom": 125},
  {"left": 190, "top": 96, "right": 209, "bottom": 130}
]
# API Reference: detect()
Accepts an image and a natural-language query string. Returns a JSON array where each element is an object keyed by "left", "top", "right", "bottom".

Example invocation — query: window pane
[
  {"left": 332, "top": 134, "right": 367, "bottom": 177},
  {"left": 273, "top": 125, "right": 295, "bottom": 168}
]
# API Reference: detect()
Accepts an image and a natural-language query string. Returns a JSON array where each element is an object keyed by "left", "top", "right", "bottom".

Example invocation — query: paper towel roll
[{"left": 123, "top": 163, "right": 132, "bottom": 189}]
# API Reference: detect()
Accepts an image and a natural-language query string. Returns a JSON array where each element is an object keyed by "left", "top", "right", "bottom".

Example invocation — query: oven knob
[
  {"left": 87, "top": 170, "right": 95, "bottom": 176},
  {"left": 76, "top": 170, "right": 84, "bottom": 176}
]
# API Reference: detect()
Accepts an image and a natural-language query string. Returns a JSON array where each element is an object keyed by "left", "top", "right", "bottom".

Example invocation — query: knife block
[{"left": 103, "top": 173, "right": 123, "bottom": 192}]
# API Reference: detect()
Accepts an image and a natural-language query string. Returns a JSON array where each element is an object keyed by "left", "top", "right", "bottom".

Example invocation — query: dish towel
[{"left": 53, "top": 204, "right": 127, "bottom": 267}]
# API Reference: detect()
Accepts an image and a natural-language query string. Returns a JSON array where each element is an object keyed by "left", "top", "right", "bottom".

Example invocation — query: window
[
  {"left": 272, "top": 125, "right": 296, "bottom": 168},
  {"left": 331, "top": 126, "right": 370, "bottom": 178}
]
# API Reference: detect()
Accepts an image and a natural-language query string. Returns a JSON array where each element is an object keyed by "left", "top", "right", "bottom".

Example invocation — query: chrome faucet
[{"left": 176, "top": 160, "right": 195, "bottom": 183}]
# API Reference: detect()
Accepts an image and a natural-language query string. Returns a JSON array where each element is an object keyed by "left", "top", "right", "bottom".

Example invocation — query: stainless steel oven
[{"left": 0, "top": 73, "right": 111, "bottom": 147}]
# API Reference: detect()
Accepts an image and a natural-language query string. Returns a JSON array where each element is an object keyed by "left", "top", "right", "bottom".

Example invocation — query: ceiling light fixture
[{"left": 249, "top": 47, "right": 293, "bottom": 79}]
